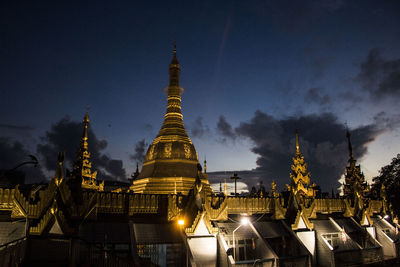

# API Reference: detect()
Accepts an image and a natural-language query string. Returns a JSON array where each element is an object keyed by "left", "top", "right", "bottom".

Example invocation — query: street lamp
[
  {"left": 233, "top": 217, "right": 249, "bottom": 261},
  {"left": 177, "top": 218, "right": 188, "bottom": 267}
]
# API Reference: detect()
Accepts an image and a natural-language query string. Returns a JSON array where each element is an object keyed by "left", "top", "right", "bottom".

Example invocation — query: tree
[{"left": 372, "top": 154, "right": 400, "bottom": 218}]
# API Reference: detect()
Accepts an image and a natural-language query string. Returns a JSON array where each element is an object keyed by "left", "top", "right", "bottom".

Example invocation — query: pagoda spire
[
  {"left": 346, "top": 128, "right": 353, "bottom": 160},
  {"left": 290, "top": 130, "right": 315, "bottom": 197},
  {"left": 54, "top": 152, "right": 65, "bottom": 186},
  {"left": 73, "top": 112, "right": 101, "bottom": 190},
  {"left": 343, "top": 129, "right": 367, "bottom": 199},
  {"left": 131, "top": 45, "right": 212, "bottom": 195},
  {"left": 153, "top": 43, "right": 190, "bottom": 143}
]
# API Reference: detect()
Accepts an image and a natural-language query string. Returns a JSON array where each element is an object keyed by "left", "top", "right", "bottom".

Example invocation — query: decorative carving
[
  {"left": 184, "top": 143, "right": 191, "bottom": 158},
  {"left": 164, "top": 142, "right": 172, "bottom": 158}
]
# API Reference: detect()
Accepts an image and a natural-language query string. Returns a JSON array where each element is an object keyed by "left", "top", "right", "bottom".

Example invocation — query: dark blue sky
[{"left": 1, "top": 0, "right": 400, "bottom": 191}]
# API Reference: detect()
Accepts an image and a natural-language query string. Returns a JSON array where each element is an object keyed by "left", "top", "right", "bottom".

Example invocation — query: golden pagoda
[
  {"left": 73, "top": 112, "right": 104, "bottom": 191},
  {"left": 131, "top": 46, "right": 212, "bottom": 194}
]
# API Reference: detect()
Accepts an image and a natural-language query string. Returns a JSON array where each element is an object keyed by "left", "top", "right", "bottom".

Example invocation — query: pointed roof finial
[
  {"left": 224, "top": 179, "right": 227, "bottom": 196},
  {"left": 54, "top": 151, "right": 65, "bottom": 186},
  {"left": 82, "top": 111, "right": 90, "bottom": 142},
  {"left": 295, "top": 129, "right": 300, "bottom": 155},
  {"left": 173, "top": 41, "right": 176, "bottom": 55},
  {"left": 204, "top": 156, "right": 207, "bottom": 174},
  {"left": 346, "top": 126, "right": 353, "bottom": 159}
]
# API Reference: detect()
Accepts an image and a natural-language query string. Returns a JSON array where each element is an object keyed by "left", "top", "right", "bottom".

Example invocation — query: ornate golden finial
[
  {"left": 73, "top": 111, "right": 100, "bottom": 190},
  {"left": 224, "top": 179, "right": 227, "bottom": 196},
  {"left": 295, "top": 129, "right": 300, "bottom": 155},
  {"left": 173, "top": 41, "right": 176, "bottom": 55},
  {"left": 82, "top": 111, "right": 90, "bottom": 141},
  {"left": 169, "top": 42, "right": 180, "bottom": 89},
  {"left": 290, "top": 130, "right": 313, "bottom": 197},
  {"left": 204, "top": 157, "right": 207, "bottom": 174},
  {"left": 271, "top": 180, "right": 277, "bottom": 197}
]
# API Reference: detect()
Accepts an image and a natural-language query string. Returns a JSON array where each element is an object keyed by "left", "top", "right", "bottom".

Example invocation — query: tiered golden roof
[{"left": 131, "top": 46, "right": 211, "bottom": 194}]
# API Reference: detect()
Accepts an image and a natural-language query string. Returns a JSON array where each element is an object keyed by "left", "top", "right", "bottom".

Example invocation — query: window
[
  {"left": 382, "top": 228, "right": 391, "bottom": 235},
  {"left": 322, "top": 233, "right": 340, "bottom": 247}
]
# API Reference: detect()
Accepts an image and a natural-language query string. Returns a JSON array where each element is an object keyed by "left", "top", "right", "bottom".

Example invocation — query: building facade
[{"left": 0, "top": 48, "right": 399, "bottom": 267}]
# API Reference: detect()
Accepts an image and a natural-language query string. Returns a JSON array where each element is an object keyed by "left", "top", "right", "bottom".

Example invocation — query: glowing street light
[
  {"left": 233, "top": 217, "right": 249, "bottom": 261},
  {"left": 178, "top": 219, "right": 185, "bottom": 226}
]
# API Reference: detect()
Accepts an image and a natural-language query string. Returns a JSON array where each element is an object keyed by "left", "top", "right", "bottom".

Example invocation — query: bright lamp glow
[
  {"left": 241, "top": 217, "right": 249, "bottom": 225},
  {"left": 384, "top": 214, "right": 390, "bottom": 220},
  {"left": 178, "top": 219, "right": 185, "bottom": 226}
]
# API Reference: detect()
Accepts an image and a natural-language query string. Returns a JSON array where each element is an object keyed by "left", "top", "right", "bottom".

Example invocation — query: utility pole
[{"left": 230, "top": 173, "right": 241, "bottom": 196}]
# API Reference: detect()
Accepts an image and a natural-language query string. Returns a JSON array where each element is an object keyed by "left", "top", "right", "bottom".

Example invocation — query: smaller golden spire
[
  {"left": 204, "top": 157, "right": 207, "bottom": 174},
  {"left": 295, "top": 129, "right": 300, "bottom": 155},
  {"left": 74, "top": 111, "right": 100, "bottom": 190},
  {"left": 224, "top": 179, "right": 227, "bottom": 196}
]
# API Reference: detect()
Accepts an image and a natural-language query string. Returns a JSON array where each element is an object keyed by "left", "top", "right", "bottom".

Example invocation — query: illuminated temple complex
[{"left": 0, "top": 48, "right": 399, "bottom": 266}]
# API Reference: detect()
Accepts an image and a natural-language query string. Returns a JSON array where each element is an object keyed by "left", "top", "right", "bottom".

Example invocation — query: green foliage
[{"left": 372, "top": 154, "right": 400, "bottom": 218}]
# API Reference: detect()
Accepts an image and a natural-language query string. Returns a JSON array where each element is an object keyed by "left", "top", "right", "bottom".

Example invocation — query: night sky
[{"left": 1, "top": 0, "right": 400, "bottom": 192}]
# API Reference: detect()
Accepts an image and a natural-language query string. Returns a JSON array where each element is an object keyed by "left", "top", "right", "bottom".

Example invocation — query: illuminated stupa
[{"left": 131, "top": 46, "right": 212, "bottom": 194}]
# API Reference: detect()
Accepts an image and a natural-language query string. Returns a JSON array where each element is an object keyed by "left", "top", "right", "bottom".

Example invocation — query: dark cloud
[
  {"left": 130, "top": 139, "right": 147, "bottom": 163},
  {"left": 0, "top": 124, "right": 34, "bottom": 131},
  {"left": 191, "top": 116, "right": 210, "bottom": 138},
  {"left": 37, "top": 116, "right": 126, "bottom": 181},
  {"left": 304, "top": 88, "right": 331, "bottom": 106},
  {"left": 0, "top": 138, "right": 45, "bottom": 183},
  {"left": 216, "top": 116, "right": 236, "bottom": 142},
  {"left": 357, "top": 48, "right": 400, "bottom": 100},
  {"left": 373, "top": 111, "right": 400, "bottom": 131},
  {"left": 216, "top": 111, "right": 383, "bottom": 191}
]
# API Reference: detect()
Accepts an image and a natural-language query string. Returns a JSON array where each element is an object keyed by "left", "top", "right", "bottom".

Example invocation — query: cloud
[
  {"left": 0, "top": 138, "right": 45, "bottom": 183},
  {"left": 216, "top": 115, "right": 236, "bottom": 142},
  {"left": 0, "top": 124, "right": 34, "bottom": 131},
  {"left": 304, "top": 87, "right": 331, "bottom": 106},
  {"left": 357, "top": 48, "right": 400, "bottom": 100},
  {"left": 130, "top": 139, "right": 147, "bottom": 163},
  {"left": 210, "top": 181, "right": 249, "bottom": 195},
  {"left": 37, "top": 115, "right": 126, "bottom": 181},
  {"left": 215, "top": 111, "right": 383, "bottom": 191},
  {"left": 191, "top": 116, "right": 210, "bottom": 138}
]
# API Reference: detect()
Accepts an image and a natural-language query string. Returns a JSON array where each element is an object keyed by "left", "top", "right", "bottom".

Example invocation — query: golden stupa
[{"left": 130, "top": 46, "right": 212, "bottom": 194}]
